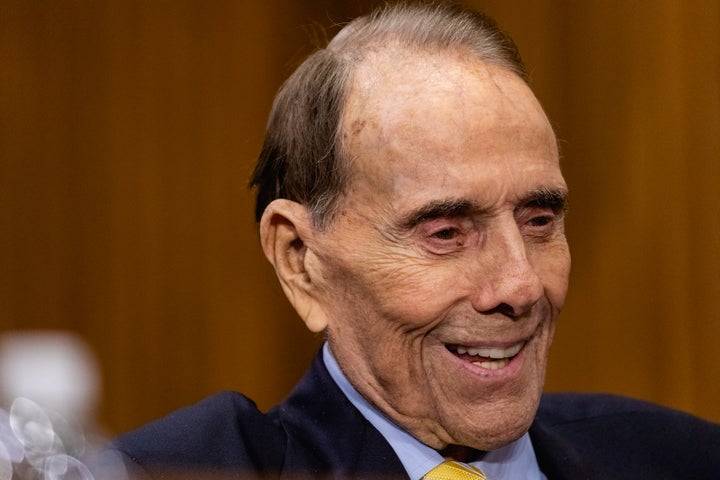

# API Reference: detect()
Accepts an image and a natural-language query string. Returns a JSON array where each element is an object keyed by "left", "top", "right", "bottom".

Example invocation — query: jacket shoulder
[
  {"left": 111, "top": 391, "right": 285, "bottom": 476},
  {"left": 534, "top": 393, "right": 720, "bottom": 478},
  {"left": 537, "top": 392, "right": 702, "bottom": 423}
]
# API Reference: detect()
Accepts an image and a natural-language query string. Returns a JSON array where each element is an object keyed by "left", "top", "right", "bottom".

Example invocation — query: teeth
[
  {"left": 460, "top": 343, "right": 523, "bottom": 359},
  {"left": 451, "top": 342, "right": 524, "bottom": 371},
  {"left": 473, "top": 359, "right": 510, "bottom": 370}
]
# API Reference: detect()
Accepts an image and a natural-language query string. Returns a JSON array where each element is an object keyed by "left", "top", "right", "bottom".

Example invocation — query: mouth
[{"left": 446, "top": 342, "right": 524, "bottom": 370}]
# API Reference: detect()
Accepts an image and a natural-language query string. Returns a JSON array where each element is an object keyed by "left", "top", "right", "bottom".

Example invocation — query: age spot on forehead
[{"left": 350, "top": 119, "right": 366, "bottom": 136}]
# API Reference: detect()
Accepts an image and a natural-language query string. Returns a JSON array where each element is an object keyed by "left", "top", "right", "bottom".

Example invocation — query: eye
[
  {"left": 419, "top": 220, "right": 470, "bottom": 255},
  {"left": 521, "top": 210, "right": 563, "bottom": 240},
  {"left": 431, "top": 227, "right": 459, "bottom": 240},
  {"left": 528, "top": 215, "right": 552, "bottom": 227}
]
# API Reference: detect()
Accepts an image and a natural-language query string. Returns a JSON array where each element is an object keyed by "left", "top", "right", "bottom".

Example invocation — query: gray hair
[{"left": 251, "top": 1, "right": 527, "bottom": 228}]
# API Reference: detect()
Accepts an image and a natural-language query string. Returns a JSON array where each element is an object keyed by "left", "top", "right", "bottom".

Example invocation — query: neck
[{"left": 439, "top": 444, "right": 487, "bottom": 463}]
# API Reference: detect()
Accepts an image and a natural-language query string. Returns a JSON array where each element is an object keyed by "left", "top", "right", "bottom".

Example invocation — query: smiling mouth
[{"left": 446, "top": 342, "right": 524, "bottom": 370}]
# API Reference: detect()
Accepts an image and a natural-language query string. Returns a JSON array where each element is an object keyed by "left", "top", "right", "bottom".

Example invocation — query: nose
[{"left": 469, "top": 219, "right": 544, "bottom": 318}]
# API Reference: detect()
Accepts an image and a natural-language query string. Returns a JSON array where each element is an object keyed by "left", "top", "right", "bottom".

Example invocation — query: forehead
[{"left": 340, "top": 49, "right": 563, "bottom": 207}]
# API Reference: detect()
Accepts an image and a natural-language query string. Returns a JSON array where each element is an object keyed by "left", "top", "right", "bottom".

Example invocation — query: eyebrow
[
  {"left": 397, "top": 198, "right": 475, "bottom": 230},
  {"left": 522, "top": 188, "right": 569, "bottom": 213},
  {"left": 395, "top": 188, "right": 568, "bottom": 231}
]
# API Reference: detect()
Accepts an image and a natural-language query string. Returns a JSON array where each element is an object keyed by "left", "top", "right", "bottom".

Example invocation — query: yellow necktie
[{"left": 422, "top": 461, "right": 489, "bottom": 480}]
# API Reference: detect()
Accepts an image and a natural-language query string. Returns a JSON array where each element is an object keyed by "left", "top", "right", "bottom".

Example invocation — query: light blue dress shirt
[{"left": 323, "top": 343, "right": 547, "bottom": 480}]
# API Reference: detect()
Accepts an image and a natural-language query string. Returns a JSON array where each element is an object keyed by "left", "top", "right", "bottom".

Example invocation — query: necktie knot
[{"left": 422, "top": 460, "right": 489, "bottom": 480}]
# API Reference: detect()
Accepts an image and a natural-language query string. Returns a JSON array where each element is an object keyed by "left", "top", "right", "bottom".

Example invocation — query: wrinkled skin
[{"left": 266, "top": 49, "right": 571, "bottom": 453}]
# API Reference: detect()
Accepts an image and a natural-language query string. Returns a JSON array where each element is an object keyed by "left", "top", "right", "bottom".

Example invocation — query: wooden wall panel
[
  {"left": 1, "top": 0, "right": 718, "bottom": 437},
  {"left": 533, "top": 0, "right": 720, "bottom": 422}
]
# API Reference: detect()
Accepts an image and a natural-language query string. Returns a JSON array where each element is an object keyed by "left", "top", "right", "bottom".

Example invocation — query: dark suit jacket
[{"left": 113, "top": 351, "right": 720, "bottom": 479}]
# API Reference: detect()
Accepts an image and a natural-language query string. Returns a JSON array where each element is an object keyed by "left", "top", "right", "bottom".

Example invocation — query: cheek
[
  {"left": 531, "top": 242, "right": 571, "bottom": 308},
  {"left": 320, "top": 246, "right": 459, "bottom": 329},
  {"left": 367, "top": 257, "right": 465, "bottom": 323}
]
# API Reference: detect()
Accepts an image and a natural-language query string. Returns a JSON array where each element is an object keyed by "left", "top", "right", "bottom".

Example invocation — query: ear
[{"left": 259, "top": 199, "right": 329, "bottom": 333}]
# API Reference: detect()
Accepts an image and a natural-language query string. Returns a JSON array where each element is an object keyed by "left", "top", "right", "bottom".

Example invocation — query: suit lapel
[
  {"left": 276, "top": 351, "right": 407, "bottom": 478},
  {"left": 529, "top": 418, "right": 599, "bottom": 480}
]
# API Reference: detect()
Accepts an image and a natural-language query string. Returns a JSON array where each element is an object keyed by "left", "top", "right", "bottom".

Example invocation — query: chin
[
  {"left": 472, "top": 418, "right": 532, "bottom": 451},
  {"left": 449, "top": 395, "right": 540, "bottom": 452}
]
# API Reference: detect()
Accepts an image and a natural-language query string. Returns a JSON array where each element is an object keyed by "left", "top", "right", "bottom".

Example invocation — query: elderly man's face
[{"left": 308, "top": 50, "right": 570, "bottom": 451}]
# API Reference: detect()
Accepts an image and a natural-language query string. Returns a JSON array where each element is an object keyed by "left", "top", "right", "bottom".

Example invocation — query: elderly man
[{"left": 113, "top": 3, "right": 720, "bottom": 479}]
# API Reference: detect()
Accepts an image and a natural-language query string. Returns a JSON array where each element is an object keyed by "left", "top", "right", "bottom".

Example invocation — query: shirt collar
[{"left": 322, "top": 343, "right": 546, "bottom": 480}]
